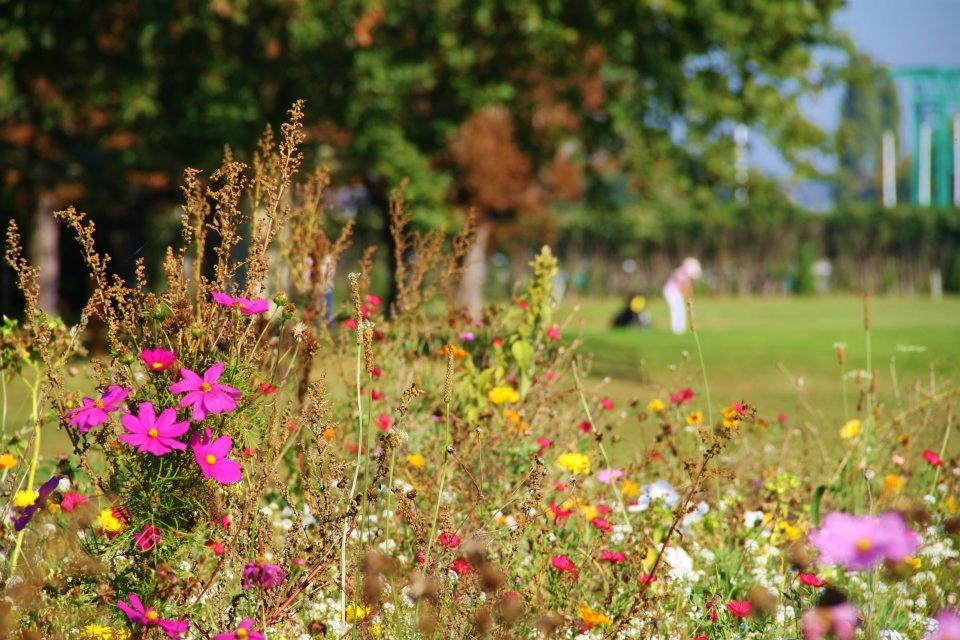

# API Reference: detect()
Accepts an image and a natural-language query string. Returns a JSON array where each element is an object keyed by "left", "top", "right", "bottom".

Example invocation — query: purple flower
[
  {"left": 68, "top": 385, "right": 131, "bottom": 433},
  {"left": 801, "top": 603, "right": 859, "bottom": 640},
  {"left": 596, "top": 468, "right": 623, "bottom": 485},
  {"left": 931, "top": 609, "right": 960, "bottom": 640},
  {"left": 459, "top": 331, "right": 475, "bottom": 342},
  {"left": 117, "top": 593, "right": 189, "bottom": 639},
  {"left": 211, "top": 291, "right": 270, "bottom": 315},
  {"left": 119, "top": 402, "right": 189, "bottom": 456},
  {"left": 213, "top": 619, "right": 265, "bottom": 640},
  {"left": 808, "top": 511, "right": 918, "bottom": 571},
  {"left": 242, "top": 559, "right": 285, "bottom": 590},
  {"left": 168, "top": 362, "right": 241, "bottom": 421},
  {"left": 13, "top": 475, "right": 62, "bottom": 531},
  {"left": 141, "top": 347, "right": 176, "bottom": 372},
  {"left": 191, "top": 428, "right": 242, "bottom": 484}
]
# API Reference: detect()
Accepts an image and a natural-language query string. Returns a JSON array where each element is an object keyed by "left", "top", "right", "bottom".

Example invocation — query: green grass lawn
[{"left": 560, "top": 295, "right": 960, "bottom": 425}]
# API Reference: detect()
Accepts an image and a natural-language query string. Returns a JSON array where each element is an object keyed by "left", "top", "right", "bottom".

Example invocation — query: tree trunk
[
  {"left": 30, "top": 194, "right": 60, "bottom": 315},
  {"left": 457, "top": 219, "right": 491, "bottom": 320}
]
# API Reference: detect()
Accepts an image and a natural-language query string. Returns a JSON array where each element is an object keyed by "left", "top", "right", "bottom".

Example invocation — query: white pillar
[
  {"left": 919, "top": 121, "right": 932, "bottom": 206},
  {"left": 882, "top": 130, "right": 897, "bottom": 207}
]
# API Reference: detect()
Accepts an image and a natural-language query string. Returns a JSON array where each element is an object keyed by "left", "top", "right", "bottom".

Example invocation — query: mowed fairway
[{"left": 561, "top": 295, "right": 960, "bottom": 424}]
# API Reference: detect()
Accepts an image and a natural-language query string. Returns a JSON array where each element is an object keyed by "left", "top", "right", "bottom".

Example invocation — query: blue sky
[{"left": 758, "top": 0, "right": 960, "bottom": 175}]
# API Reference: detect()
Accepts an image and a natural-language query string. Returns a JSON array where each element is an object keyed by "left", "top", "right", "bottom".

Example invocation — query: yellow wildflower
[
  {"left": 504, "top": 408, "right": 530, "bottom": 434},
  {"left": 904, "top": 555, "right": 922, "bottom": 570},
  {"left": 775, "top": 519, "right": 803, "bottom": 542},
  {"left": 945, "top": 496, "right": 958, "bottom": 515},
  {"left": 646, "top": 398, "right": 666, "bottom": 413},
  {"left": 369, "top": 623, "right": 383, "bottom": 637},
  {"left": 405, "top": 453, "right": 426, "bottom": 469},
  {"left": 0, "top": 452, "right": 17, "bottom": 469},
  {"left": 82, "top": 625, "right": 131, "bottom": 640},
  {"left": 722, "top": 406, "right": 742, "bottom": 429},
  {"left": 883, "top": 474, "right": 905, "bottom": 493},
  {"left": 488, "top": 386, "right": 520, "bottom": 405},
  {"left": 13, "top": 490, "right": 38, "bottom": 508},
  {"left": 685, "top": 411, "right": 703, "bottom": 426},
  {"left": 578, "top": 603, "right": 612, "bottom": 628},
  {"left": 96, "top": 508, "right": 124, "bottom": 533},
  {"left": 442, "top": 344, "right": 469, "bottom": 359},
  {"left": 556, "top": 452, "right": 591, "bottom": 475},
  {"left": 839, "top": 419, "right": 861, "bottom": 440},
  {"left": 345, "top": 603, "right": 369, "bottom": 622},
  {"left": 621, "top": 479, "right": 640, "bottom": 499},
  {"left": 579, "top": 503, "right": 599, "bottom": 521}
]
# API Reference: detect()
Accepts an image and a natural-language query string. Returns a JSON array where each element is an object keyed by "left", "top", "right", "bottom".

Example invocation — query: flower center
[
  {"left": 205, "top": 454, "right": 217, "bottom": 465},
  {"left": 147, "top": 428, "right": 159, "bottom": 438},
  {"left": 94, "top": 399, "right": 105, "bottom": 408},
  {"left": 200, "top": 382, "right": 212, "bottom": 392},
  {"left": 145, "top": 609, "right": 159, "bottom": 621},
  {"left": 855, "top": 537, "right": 873, "bottom": 553},
  {"left": 151, "top": 361, "right": 164, "bottom": 370},
  {"left": 236, "top": 628, "right": 249, "bottom": 639}
]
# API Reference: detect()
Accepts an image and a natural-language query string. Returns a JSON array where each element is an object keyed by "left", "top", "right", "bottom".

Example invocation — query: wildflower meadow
[{"left": 1, "top": 105, "right": 958, "bottom": 640}]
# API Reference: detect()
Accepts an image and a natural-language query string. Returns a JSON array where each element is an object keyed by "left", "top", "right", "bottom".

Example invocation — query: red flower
[
  {"left": 492, "top": 337, "right": 504, "bottom": 348},
  {"left": 343, "top": 318, "right": 358, "bottom": 330},
  {"left": 259, "top": 383, "right": 277, "bottom": 395},
  {"left": 544, "top": 369, "right": 557, "bottom": 382},
  {"left": 415, "top": 551, "right": 425, "bottom": 565},
  {"left": 578, "top": 420, "right": 592, "bottom": 434},
  {"left": 798, "top": 572, "right": 827, "bottom": 587},
  {"left": 450, "top": 557, "right": 472, "bottom": 575},
  {"left": 600, "top": 397, "right": 614, "bottom": 410},
  {"left": 205, "top": 539, "right": 225, "bottom": 555},
  {"left": 60, "top": 492, "right": 89, "bottom": 512},
  {"left": 694, "top": 636, "right": 708, "bottom": 640},
  {"left": 778, "top": 412, "right": 788, "bottom": 425},
  {"left": 550, "top": 554, "right": 577, "bottom": 576},
  {"left": 638, "top": 572, "right": 657, "bottom": 584},
  {"left": 670, "top": 387, "right": 694, "bottom": 405},
  {"left": 548, "top": 502, "right": 573, "bottom": 524},
  {"left": 591, "top": 517, "right": 611, "bottom": 534},
  {"left": 370, "top": 366, "right": 383, "bottom": 380},
  {"left": 923, "top": 449, "right": 943, "bottom": 467},
  {"left": 366, "top": 293, "right": 382, "bottom": 306},
  {"left": 600, "top": 549, "right": 626, "bottom": 564},
  {"left": 370, "top": 389, "right": 383, "bottom": 401},
  {"left": 536, "top": 437, "right": 553, "bottom": 455},
  {"left": 547, "top": 325, "right": 561, "bottom": 341},
  {"left": 438, "top": 532, "right": 461, "bottom": 548},
  {"left": 726, "top": 599, "right": 751, "bottom": 618},
  {"left": 595, "top": 503, "right": 611, "bottom": 515},
  {"left": 554, "top": 481, "right": 566, "bottom": 491},
  {"left": 517, "top": 300, "right": 528, "bottom": 310},
  {"left": 376, "top": 413, "right": 392, "bottom": 432}
]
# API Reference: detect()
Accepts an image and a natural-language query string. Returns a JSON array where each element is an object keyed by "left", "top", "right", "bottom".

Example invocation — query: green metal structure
[{"left": 892, "top": 67, "right": 960, "bottom": 206}]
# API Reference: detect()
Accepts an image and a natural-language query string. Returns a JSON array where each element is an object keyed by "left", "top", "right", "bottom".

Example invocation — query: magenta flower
[
  {"left": 931, "top": 609, "right": 960, "bottom": 640},
  {"left": 213, "top": 619, "right": 265, "bottom": 640},
  {"left": 801, "top": 603, "right": 859, "bottom": 640},
  {"left": 117, "top": 593, "right": 189, "bottom": 639},
  {"left": 134, "top": 524, "right": 162, "bottom": 551},
  {"left": 141, "top": 347, "right": 176, "bottom": 372},
  {"left": 550, "top": 554, "right": 577, "bottom": 576},
  {"left": 191, "top": 428, "right": 242, "bottom": 484},
  {"left": 68, "top": 385, "right": 131, "bottom": 433},
  {"left": 119, "top": 402, "right": 189, "bottom": 456},
  {"left": 241, "top": 559, "right": 285, "bottom": 590},
  {"left": 168, "top": 362, "right": 241, "bottom": 421},
  {"left": 808, "top": 511, "right": 918, "bottom": 571},
  {"left": 211, "top": 291, "right": 270, "bottom": 315},
  {"left": 600, "top": 549, "right": 627, "bottom": 564}
]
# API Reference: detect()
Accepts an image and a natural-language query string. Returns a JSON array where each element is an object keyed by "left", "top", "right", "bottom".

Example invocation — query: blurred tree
[
  {"left": 1, "top": 0, "right": 849, "bottom": 315},
  {"left": 834, "top": 53, "right": 901, "bottom": 204}
]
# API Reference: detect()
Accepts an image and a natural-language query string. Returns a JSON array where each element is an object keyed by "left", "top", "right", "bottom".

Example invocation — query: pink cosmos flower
[
  {"left": 548, "top": 501, "right": 573, "bottom": 524},
  {"left": 459, "top": 331, "right": 475, "bottom": 342},
  {"left": 191, "top": 429, "right": 242, "bottom": 484},
  {"left": 210, "top": 291, "right": 269, "bottom": 315},
  {"left": 119, "top": 402, "right": 189, "bottom": 456},
  {"left": 600, "top": 397, "right": 614, "bottom": 410},
  {"left": 366, "top": 293, "right": 382, "bottom": 307},
  {"left": 68, "top": 386, "right": 131, "bottom": 433},
  {"left": 450, "top": 557, "right": 472, "bottom": 575},
  {"left": 376, "top": 412, "right": 392, "bottom": 432},
  {"left": 923, "top": 449, "right": 943, "bottom": 467},
  {"left": 591, "top": 517, "right": 611, "bottom": 534},
  {"left": 117, "top": 593, "right": 189, "bottom": 639},
  {"left": 134, "top": 524, "right": 162, "bottom": 551},
  {"left": 600, "top": 549, "right": 627, "bottom": 564},
  {"left": 60, "top": 492, "right": 89, "bottom": 512},
  {"left": 141, "top": 347, "right": 176, "bottom": 372},
  {"left": 801, "top": 603, "right": 859, "bottom": 640},
  {"left": 214, "top": 619, "right": 265, "bottom": 640},
  {"left": 596, "top": 468, "right": 623, "bottom": 485},
  {"left": 536, "top": 437, "right": 553, "bottom": 455},
  {"left": 550, "top": 554, "right": 577, "bottom": 576},
  {"left": 438, "top": 532, "right": 461, "bottom": 548},
  {"left": 930, "top": 609, "right": 960, "bottom": 640},
  {"left": 808, "top": 511, "right": 918, "bottom": 571},
  {"left": 727, "top": 599, "right": 751, "bottom": 618},
  {"left": 547, "top": 325, "right": 561, "bottom": 341},
  {"left": 241, "top": 559, "right": 285, "bottom": 590},
  {"left": 168, "top": 362, "right": 241, "bottom": 421},
  {"left": 798, "top": 572, "right": 827, "bottom": 588}
]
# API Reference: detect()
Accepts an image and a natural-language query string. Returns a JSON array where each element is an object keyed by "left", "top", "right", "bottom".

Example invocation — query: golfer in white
[{"left": 662, "top": 257, "right": 702, "bottom": 334}]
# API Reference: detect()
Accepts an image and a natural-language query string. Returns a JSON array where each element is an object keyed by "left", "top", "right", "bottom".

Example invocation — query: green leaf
[{"left": 810, "top": 485, "right": 827, "bottom": 527}]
